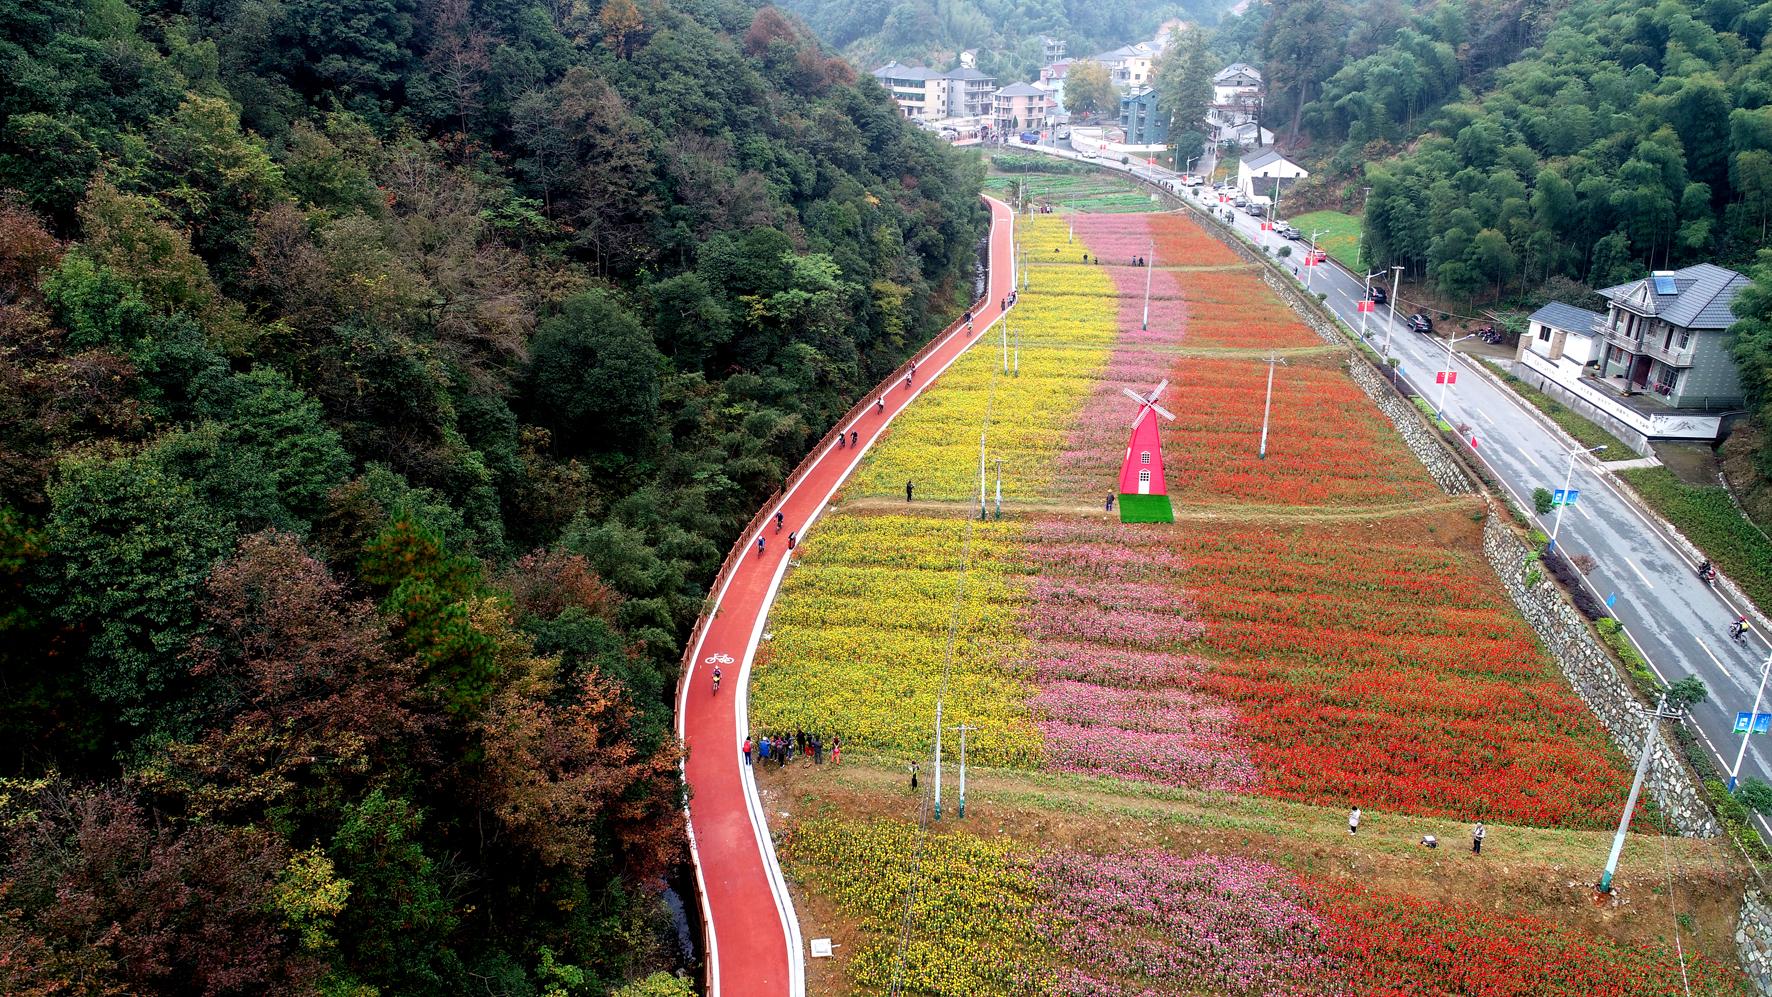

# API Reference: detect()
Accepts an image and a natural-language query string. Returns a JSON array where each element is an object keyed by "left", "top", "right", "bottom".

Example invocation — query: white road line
[
  {"left": 1694, "top": 636, "right": 1728, "bottom": 672},
  {"left": 1627, "top": 557, "right": 1654, "bottom": 589},
  {"left": 1518, "top": 448, "right": 1544, "bottom": 471},
  {"left": 1470, "top": 407, "right": 1496, "bottom": 427}
]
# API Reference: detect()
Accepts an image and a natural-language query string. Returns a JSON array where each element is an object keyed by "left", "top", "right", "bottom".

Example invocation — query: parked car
[
  {"left": 1367, "top": 284, "right": 1388, "bottom": 305},
  {"left": 1244, "top": 203, "right": 1267, "bottom": 218},
  {"left": 1407, "top": 312, "right": 1434, "bottom": 334},
  {"left": 1276, "top": 223, "right": 1300, "bottom": 239},
  {"left": 1182, "top": 174, "right": 1205, "bottom": 187},
  {"left": 1019, "top": 130, "right": 1040, "bottom": 144}
]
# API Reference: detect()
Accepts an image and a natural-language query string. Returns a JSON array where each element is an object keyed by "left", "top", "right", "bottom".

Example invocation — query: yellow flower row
[
  {"left": 750, "top": 515, "right": 1042, "bottom": 766},
  {"left": 847, "top": 243, "right": 1119, "bottom": 501},
  {"left": 785, "top": 816, "right": 1050, "bottom": 997},
  {"left": 1016, "top": 213, "right": 1082, "bottom": 258}
]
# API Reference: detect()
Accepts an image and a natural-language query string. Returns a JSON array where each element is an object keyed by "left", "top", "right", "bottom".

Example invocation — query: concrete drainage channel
[{"left": 1015, "top": 146, "right": 1772, "bottom": 992}]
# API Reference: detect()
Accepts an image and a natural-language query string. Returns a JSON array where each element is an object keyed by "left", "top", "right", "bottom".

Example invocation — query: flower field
[
  {"left": 786, "top": 817, "right": 1744, "bottom": 997},
  {"left": 754, "top": 204, "right": 1737, "bottom": 994},
  {"left": 751, "top": 514, "right": 1041, "bottom": 766}
]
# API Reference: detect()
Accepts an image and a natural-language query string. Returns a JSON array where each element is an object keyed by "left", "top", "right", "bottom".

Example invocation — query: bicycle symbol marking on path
[{"left": 704, "top": 652, "right": 735, "bottom": 665}]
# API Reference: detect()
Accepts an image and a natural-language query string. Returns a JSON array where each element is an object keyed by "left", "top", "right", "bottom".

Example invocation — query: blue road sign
[
  {"left": 1605, "top": 593, "right": 1617, "bottom": 608},
  {"left": 1552, "top": 488, "right": 1580, "bottom": 507},
  {"left": 1735, "top": 712, "right": 1772, "bottom": 733}
]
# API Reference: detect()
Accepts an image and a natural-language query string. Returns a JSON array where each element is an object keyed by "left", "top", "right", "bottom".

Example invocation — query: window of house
[
  {"left": 1140, "top": 450, "right": 1151, "bottom": 464},
  {"left": 1138, "top": 469, "right": 1151, "bottom": 484},
  {"left": 1537, "top": 324, "right": 1551, "bottom": 342},
  {"left": 1653, "top": 363, "right": 1678, "bottom": 396},
  {"left": 1679, "top": 329, "right": 1692, "bottom": 349}
]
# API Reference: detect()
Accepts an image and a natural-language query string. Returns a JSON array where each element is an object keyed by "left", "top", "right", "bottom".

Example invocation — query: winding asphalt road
[{"left": 1026, "top": 137, "right": 1772, "bottom": 834}]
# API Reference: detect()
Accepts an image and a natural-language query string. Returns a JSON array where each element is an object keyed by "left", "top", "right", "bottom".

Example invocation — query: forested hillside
[
  {"left": 780, "top": 0, "right": 1209, "bottom": 82},
  {"left": 1267, "top": 0, "right": 1772, "bottom": 304},
  {"left": 0, "top": 0, "right": 983, "bottom": 988}
]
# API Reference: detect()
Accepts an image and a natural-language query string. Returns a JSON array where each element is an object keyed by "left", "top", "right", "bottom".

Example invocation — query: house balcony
[{"left": 1600, "top": 322, "right": 1695, "bottom": 368}]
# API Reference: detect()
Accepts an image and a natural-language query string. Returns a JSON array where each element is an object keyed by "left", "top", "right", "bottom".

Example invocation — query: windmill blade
[
  {"left": 1150, "top": 402, "right": 1177, "bottom": 421},
  {"left": 1122, "top": 387, "right": 1150, "bottom": 405},
  {"left": 1152, "top": 379, "right": 1169, "bottom": 398}
]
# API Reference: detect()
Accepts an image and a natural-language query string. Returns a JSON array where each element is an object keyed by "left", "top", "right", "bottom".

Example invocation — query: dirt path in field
[
  {"left": 758, "top": 756, "right": 1744, "bottom": 970},
  {"left": 835, "top": 493, "right": 1482, "bottom": 524}
]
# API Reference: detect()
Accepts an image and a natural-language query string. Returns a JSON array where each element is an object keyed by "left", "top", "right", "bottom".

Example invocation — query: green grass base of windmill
[{"left": 1118, "top": 494, "right": 1173, "bottom": 523}]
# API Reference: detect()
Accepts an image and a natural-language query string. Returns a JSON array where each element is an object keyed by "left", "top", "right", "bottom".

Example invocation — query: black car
[
  {"left": 1367, "top": 284, "right": 1388, "bottom": 305},
  {"left": 1406, "top": 312, "right": 1434, "bottom": 334}
]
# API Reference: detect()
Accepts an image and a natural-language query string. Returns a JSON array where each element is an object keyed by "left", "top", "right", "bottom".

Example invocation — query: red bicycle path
[{"left": 676, "top": 194, "right": 1016, "bottom": 996}]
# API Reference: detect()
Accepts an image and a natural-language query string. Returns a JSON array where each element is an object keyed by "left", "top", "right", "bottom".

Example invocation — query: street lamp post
[
  {"left": 1437, "top": 332, "right": 1476, "bottom": 416},
  {"left": 1730, "top": 651, "right": 1772, "bottom": 791},
  {"left": 1359, "top": 271, "right": 1382, "bottom": 340},
  {"left": 1598, "top": 696, "right": 1683, "bottom": 894},
  {"left": 951, "top": 723, "right": 978, "bottom": 818},
  {"left": 928, "top": 697, "right": 942, "bottom": 821},
  {"left": 1383, "top": 266, "right": 1404, "bottom": 355},
  {"left": 1549, "top": 444, "right": 1607, "bottom": 551},
  {"left": 1354, "top": 185, "right": 1372, "bottom": 269},
  {"left": 1305, "top": 230, "right": 1325, "bottom": 290},
  {"left": 994, "top": 458, "right": 1004, "bottom": 519},
  {"left": 1258, "top": 354, "right": 1287, "bottom": 459}
]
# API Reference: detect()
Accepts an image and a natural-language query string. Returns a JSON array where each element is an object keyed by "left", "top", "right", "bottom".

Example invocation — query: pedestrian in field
[
  {"left": 778, "top": 737, "right": 789, "bottom": 767},
  {"left": 813, "top": 736, "right": 824, "bottom": 765},
  {"left": 1082, "top": 252, "right": 1089, "bottom": 263},
  {"left": 850, "top": 430, "right": 858, "bottom": 447},
  {"left": 743, "top": 737, "right": 752, "bottom": 765},
  {"left": 1348, "top": 806, "right": 1362, "bottom": 835},
  {"left": 1105, "top": 493, "right": 1115, "bottom": 511},
  {"left": 832, "top": 735, "right": 842, "bottom": 765},
  {"left": 760, "top": 736, "right": 771, "bottom": 762},
  {"left": 909, "top": 761, "right": 920, "bottom": 790},
  {"left": 1472, "top": 821, "right": 1486, "bottom": 854},
  {"left": 906, "top": 479, "right": 915, "bottom": 502}
]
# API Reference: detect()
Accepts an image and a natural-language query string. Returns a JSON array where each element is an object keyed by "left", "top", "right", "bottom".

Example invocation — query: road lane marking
[
  {"left": 1518, "top": 448, "right": 1544, "bottom": 471},
  {"left": 1627, "top": 557, "right": 1654, "bottom": 589}
]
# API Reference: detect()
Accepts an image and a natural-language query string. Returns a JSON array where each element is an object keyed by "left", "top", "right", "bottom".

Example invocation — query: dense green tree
[{"left": 528, "top": 290, "right": 665, "bottom": 458}]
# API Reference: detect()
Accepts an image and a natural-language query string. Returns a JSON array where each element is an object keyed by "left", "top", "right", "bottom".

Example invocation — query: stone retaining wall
[
  {"left": 1740, "top": 890, "right": 1772, "bottom": 995},
  {"left": 1481, "top": 509, "right": 1717, "bottom": 838}
]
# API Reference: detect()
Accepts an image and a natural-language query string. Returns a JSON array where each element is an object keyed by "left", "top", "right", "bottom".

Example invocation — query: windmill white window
[
  {"left": 1138, "top": 469, "right": 1151, "bottom": 484},
  {"left": 1140, "top": 451, "right": 1151, "bottom": 464}
]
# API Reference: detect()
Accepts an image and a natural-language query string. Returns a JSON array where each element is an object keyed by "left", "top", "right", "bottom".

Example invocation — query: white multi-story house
[
  {"left": 1089, "top": 42, "right": 1158, "bottom": 89},
  {"left": 871, "top": 62, "right": 943, "bottom": 118}
]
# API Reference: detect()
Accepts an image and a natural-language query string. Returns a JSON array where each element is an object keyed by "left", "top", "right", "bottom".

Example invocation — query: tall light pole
[
  {"left": 993, "top": 458, "right": 1004, "bottom": 519},
  {"left": 951, "top": 723, "right": 978, "bottom": 818},
  {"left": 1731, "top": 651, "right": 1772, "bottom": 791},
  {"left": 1305, "top": 230, "right": 1325, "bottom": 290},
  {"left": 928, "top": 697, "right": 942, "bottom": 821},
  {"left": 1258, "top": 354, "right": 1287, "bottom": 459},
  {"left": 1437, "top": 332, "right": 1476, "bottom": 416},
  {"left": 1598, "top": 696, "right": 1683, "bottom": 894},
  {"left": 1549, "top": 444, "right": 1607, "bottom": 551},
  {"left": 1141, "top": 242, "right": 1154, "bottom": 330},
  {"left": 1384, "top": 265, "right": 1404, "bottom": 363},
  {"left": 1359, "top": 270, "right": 1383, "bottom": 340},
  {"left": 978, "top": 431, "right": 988, "bottom": 521}
]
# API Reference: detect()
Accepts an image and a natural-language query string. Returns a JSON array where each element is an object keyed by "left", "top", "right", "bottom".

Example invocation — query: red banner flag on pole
[
  {"left": 1435, "top": 370, "right": 1458, "bottom": 385},
  {"left": 1357, "top": 300, "right": 1374, "bottom": 312}
]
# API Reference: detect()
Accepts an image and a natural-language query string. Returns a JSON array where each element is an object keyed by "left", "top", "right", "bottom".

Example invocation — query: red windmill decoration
[{"left": 1118, "top": 378, "right": 1175, "bottom": 523}]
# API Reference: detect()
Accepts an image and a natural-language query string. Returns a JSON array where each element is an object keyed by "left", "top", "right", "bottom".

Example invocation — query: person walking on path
[
  {"left": 849, "top": 430, "right": 858, "bottom": 447},
  {"left": 742, "top": 737, "right": 752, "bottom": 765},
  {"left": 906, "top": 480, "right": 914, "bottom": 503},
  {"left": 755, "top": 536, "right": 765, "bottom": 556},
  {"left": 838, "top": 433, "right": 846, "bottom": 449},
  {"left": 909, "top": 761, "right": 920, "bottom": 790},
  {"left": 1472, "top": 821, "right": 1486, "bottom": 854},
  {"left": 774, "top": 511, "right": 783, "bottom": 532},
  {"left": 1348, "top": 806, "right": 1362, "bottom": 835},
  {"left": 877, "top": 396, "right": 885, "bottom": 414},
  {"left": 832, "top": 735, "right": 842, "bottom": 765}
]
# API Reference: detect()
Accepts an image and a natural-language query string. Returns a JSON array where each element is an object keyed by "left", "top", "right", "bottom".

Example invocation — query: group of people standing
[
  {"left": 744, "top": 730, "right": 840, "bottom": 768},
  {"left": 1349, "top": 805, "right": 1487, "bottom": 854}
]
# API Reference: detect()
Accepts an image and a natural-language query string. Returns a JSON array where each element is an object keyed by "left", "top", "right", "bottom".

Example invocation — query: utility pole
[
  {"left": 951, "top": 723, "right": 978, "bottom": 818},
  {"left": 1013, "top": 323, "right": 1020, "bottom": 376},
  {"left": 1273, "top": 177, "right": 1282, "bottom": 230},
  {"left": 928, "top": 697, "right": 942, "bottom": 821},
  {"left": 1258, "top": 354, "right": 1287, "bottom": 459},
  {"left": 1598, "top": 695, "right": 1682, "bottom": 894},
  {"left": 1067, "top": 200, "right": 1073, "bottom": 243},
  {"left": 1731, "top": 651, "right": 1772, "bottom": 790},
  {"left": 1354, "top": 186, "right": 1372, "bottom": 269},
  {"left": 1548, "top": 444, "right": 1606, "bottom": 551},
  {"left": 1141, "top": 242, "right": 1154, "bottom": 330},
  {"left": 1360, "top": 271, "right": 1379, "bottom": 339},
  {"left": 1001, "top": 315, "right": 1010, "bottom": 373},
  {"left": 978, "top": 433, "right": 988, "bottom": 521},
  {"left": 1437, "top": 332, "right": 1476, "bottom": 416}
]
